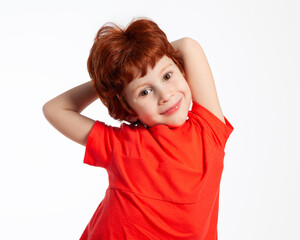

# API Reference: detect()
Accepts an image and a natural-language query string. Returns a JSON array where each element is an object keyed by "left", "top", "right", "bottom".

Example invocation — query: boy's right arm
[{"left": 42, "top": 81, "right": 99, "bottom": 146}]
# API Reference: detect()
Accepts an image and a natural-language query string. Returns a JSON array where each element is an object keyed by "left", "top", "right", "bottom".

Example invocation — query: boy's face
[{"left": 124, "top": 55, "right": 192, "bottom": 128}]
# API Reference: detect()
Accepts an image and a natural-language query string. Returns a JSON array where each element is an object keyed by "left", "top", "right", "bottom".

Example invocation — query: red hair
[{"left": 87, "top": 17, "right": 186, "bottom": 122}]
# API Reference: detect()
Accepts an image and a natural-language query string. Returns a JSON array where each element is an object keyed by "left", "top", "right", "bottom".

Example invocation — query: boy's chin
[
  {"left": 150, "top": 118, "right": 188, "bottom": 128},
  {"left": 167, "top": 119, "right": 187, "bottom": 128}
]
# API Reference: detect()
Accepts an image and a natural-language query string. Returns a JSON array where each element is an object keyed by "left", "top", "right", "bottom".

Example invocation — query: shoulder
[{"left": 189, "top": 101, "right": 234, "bottom": 148}]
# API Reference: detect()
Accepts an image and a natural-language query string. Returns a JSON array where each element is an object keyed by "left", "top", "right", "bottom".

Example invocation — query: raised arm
[
  {"left": 42, "top": 81, "right": 98, "bottom": 146},
  {"left": 171, "top": 37, "right": 225, "bottom": 124}
]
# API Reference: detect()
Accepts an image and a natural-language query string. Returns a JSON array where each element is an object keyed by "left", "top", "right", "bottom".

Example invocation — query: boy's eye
[
  {"left": 140, "top": 89, "right": 152, "bottom": 96},
  {"left": 163, "top": 72, "right": 172, "bottom": 81}
]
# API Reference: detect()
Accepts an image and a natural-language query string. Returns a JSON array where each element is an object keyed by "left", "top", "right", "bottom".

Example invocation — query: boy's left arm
[{"left": 171, "top": 37, "right": 225, "bottom": 124}]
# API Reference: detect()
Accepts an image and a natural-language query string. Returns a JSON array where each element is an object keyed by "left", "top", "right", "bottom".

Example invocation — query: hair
[{"left": 87, "top": 17, "right": 186, "bottom": 122}]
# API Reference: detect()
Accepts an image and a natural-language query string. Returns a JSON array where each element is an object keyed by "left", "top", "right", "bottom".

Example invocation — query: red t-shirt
[{"left": 80, "top": 101, "right": 234, "bottom": 240}]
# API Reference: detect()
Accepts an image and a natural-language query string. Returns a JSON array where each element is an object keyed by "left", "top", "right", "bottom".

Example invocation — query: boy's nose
[{"left": 158, "top": 87, "right": 173, "bottom": 105}]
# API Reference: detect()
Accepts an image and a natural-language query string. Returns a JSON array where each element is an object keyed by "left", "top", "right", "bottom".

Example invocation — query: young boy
[{"left": 43, "top": 17, "right": 234, "bottom": 240}]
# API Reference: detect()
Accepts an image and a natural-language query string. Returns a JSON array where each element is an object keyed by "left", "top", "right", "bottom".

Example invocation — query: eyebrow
[
  {"left": 133, "top": 63, "right": 174, "bottom": 94},
  {"left": 160, "top": 63, "right": 173, "bottom": 75}
]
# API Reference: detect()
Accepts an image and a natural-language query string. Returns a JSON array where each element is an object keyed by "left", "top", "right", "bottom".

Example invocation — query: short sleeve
[
  {"left": 83, "top": 121, "right": 120, "bottom": 168},
  {"left": 190, "top": 101, "right": 234, "bottom": 149}
]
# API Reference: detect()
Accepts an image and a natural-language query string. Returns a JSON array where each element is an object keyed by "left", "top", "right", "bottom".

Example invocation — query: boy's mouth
[{"left": 160, "top": 98, "right": 182, "bottom": 115}]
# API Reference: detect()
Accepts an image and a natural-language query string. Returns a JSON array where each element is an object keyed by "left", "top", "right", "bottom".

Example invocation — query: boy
[{"left": 43, "top": 17, "right": 234, "bottom": 239}]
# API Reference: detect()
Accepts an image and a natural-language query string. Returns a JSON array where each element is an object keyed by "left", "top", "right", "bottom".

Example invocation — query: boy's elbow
[
  {"left": 185, "top": 37, "right": 202, "bottom": 48},
  {"left": 42, "top": 100, "right": 55, "bottom": 121},
  {"left": 42, "top": 102, "right": 50, "bottom": 120}
]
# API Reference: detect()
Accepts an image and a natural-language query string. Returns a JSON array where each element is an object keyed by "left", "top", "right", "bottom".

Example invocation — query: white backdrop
[{"left": 1, "top": 0, "right": 299, "bottom": 239}]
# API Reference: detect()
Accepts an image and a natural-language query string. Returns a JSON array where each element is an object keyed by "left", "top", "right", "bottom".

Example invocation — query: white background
[{"left": 1, "top": 0, "right": 299, "bottom": 239}]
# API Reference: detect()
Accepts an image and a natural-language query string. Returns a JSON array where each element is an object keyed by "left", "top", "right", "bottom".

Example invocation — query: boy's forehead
[
  {"left": 136, "top": 56, "right": 174, "bottom": 80},
  {"left": 155, "top": 55, "right": 174, "bottom": 69}
]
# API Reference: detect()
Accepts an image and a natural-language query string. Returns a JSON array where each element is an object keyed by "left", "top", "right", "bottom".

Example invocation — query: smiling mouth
[{"left": 160, "top": 98, "right": 182, "bottom": 115}]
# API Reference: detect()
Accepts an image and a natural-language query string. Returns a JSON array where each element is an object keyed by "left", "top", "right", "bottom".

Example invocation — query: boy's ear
[{"left": 125, "top": 115, "right": 138, "bottom": 123}]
